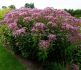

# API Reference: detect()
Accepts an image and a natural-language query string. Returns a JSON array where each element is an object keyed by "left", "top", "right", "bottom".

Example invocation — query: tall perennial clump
[{"left": 3, "top": 7, "right": 81, "bottom": 66}]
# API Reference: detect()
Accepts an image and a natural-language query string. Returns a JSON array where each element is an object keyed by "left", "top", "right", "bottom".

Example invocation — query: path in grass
[{"left": 0, "top": 44, "right": 26, "bottom": 70}]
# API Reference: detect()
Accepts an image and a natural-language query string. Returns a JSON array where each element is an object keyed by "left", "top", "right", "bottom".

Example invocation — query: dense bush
[{"left": 3, "top": 7, "right": 81, "bottom": 69}]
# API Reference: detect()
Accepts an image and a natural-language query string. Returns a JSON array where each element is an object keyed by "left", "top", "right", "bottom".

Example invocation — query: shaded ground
[{"left": 14, "top": 55, "right": 42, "bottom": 70}]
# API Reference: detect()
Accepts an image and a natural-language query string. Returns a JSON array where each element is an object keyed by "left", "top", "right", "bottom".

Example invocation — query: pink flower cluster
[
  {"left": 31, "top": 22, "right": 46, "bottom": 33},
  {"left": 39, "top": 40, "right": 50, "bottom": 49},
  {"left": 47, "top": 21, "right": 57, "bottom": 27},
  {"left": 38, "top": 34, "right": 56, "bottom": 49},
  {"left": 3, "top": 7, "right": 81, "bottom": 48},
  {"left": 13, "top": 28, "right": 25, "bottom": 37},
  {"left": 48, "top": 34, "right": 56, "bottom": 41},
  {"left": 8, "top": 22, "right": 18, "bottom": 31}
]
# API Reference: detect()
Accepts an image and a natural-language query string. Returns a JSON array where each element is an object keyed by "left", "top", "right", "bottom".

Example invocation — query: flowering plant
[{"left": 3, "top": 7, "right": 81, "bottom": 65}]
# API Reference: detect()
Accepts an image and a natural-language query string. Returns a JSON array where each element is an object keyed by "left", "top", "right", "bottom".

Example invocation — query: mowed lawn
[{"left": 0, "top": 44, "right": 26, "bottom": 70}]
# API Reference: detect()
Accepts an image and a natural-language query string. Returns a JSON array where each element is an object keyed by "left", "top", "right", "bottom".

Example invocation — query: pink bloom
[
  {"left": 47, "top": 21, "right": 57, "bottom": 27},
  {"left": 5, "top": 19, "right": 14, "bottom": 23},
  {"left": 68, "top": 36, "right": 77, "bottom": 43},
  {"left": 19, "top": 12, "right": 28, "bottom": 17},
  {"left": 13, "top": 28, "right": 25, "bottom": 36},
  {"left": 31, "top": 22, "right": 46, "bottom": 33},
  {"left": 32, "top": 13, "right": 41, "bottom": 20},
  {"left": 44, "top": 16, "right": 53, "bottom": 21},
  {"left": 48, "top": 34, "right": 56, "bottom": 41},
  {"left": 68, "top": 35, "right": 80, "bottom": 43},
  {"left": 39, "top": 40, "right": 50, "bottom": 49},
  {"left": 31, "top": 27, "right": 36, "bottom": 32},
  {"left": 62, "top": 23, "right": 73, "bottom": 30},
  {"left": 8, "top": 22, "right": 17, "bottom": 30},
  {"left": 24, "top": 17, "right": 32, "bottom": 21}
]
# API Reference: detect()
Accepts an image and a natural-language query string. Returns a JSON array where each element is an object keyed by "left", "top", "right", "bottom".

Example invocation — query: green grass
[
  {"left": 0, "top": 8, "right": 11, "bottom": 20},
  {"left": 0, "top": 43, "right": 26, "bottom": 70}
]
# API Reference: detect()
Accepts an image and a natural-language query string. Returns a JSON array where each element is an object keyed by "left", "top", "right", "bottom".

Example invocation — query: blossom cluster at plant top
[{"left": 3, "top": 7, "right": 81, "bottom": 49}]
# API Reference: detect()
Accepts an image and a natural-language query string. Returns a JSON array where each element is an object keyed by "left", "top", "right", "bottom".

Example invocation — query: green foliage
[
  {"left": 43, "top": 62, "right": 65, "bottom": 70},
  {"left": 72, "top": 47, "right": 81, "bottom": 64},
  {"left": 47, "top": 27, "right": 76, "bottom": 64},
  {"left": 37, "top": 48, "right": 48, "bottom": 62},
  {"left": 64, "top": 9, "right": 81, "bottom": 18}
]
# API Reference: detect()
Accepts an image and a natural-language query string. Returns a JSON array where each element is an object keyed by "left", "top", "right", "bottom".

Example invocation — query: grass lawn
[
  {"left": 0, "top": 8, "right": 11, "bottom": 20},
  {"left": 0, "top": 43, "right": 26, "bottom": 70}
]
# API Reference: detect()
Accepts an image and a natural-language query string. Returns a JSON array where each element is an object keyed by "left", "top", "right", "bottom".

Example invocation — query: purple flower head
[
  {"left": 62, "top": 23, "right": 73, "bottom": 30},
  {"left": 8, "top": 22, "right": 18, "bottom": 30},
  {"left": 5, "top": 18, "right": 14, "bottom": 23},
  {"left": 13, "top": 28, "right": 25, "bottom": 37},
  {"left": 47, "top": 21, "right": 57, "bottom": 27},
  {"left": 44, "top": 16, "right": 54, "bottom": 21},
  {"left": 48, "top": 34, "right": 56, "bottom": 41},
  {"left": 41, "top": 7, "right": 54, "bottom": 16},
  {"left": 68, "top": 34, "right": 80, "bottom": 43},
  {"left": 31, "top": 27, "right": 36, "bottom": 32},
  {"left": 24, "top": 17, "right": 32, "bottom": 21},
  {"left": 5, "top": 13, "right": 13, "bottom": 18},
  {"left": 69, "top": 26, "right": 79, "bottom": 35},
  {"left": 31, "top": 22, "right": 46, "bottom": 33},
  {"left": 68, "top": 36, "right": 77, "bottom": 43},
  {"left": 32, "top": 13, "right": 41, "bottom": 20},
  {"left": 19, "top": 12, "right": 28, "bottom": 17},
  {"left": 39, "top": 40, "right": 50, "bottom": 49}
]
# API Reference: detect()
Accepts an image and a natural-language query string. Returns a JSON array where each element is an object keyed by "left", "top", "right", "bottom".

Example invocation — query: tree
[
  {"left": 2, "top": 6, "right": 7, "bottom": 9},
  {"left": 9, "top": 5, "right": 16, "bottom": 9},
  {"left": 24, "top": 3, "right": 34, "bottom": 8},
  {"left": 64, "top": 9, "right": 81, "bottom": 18}
]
